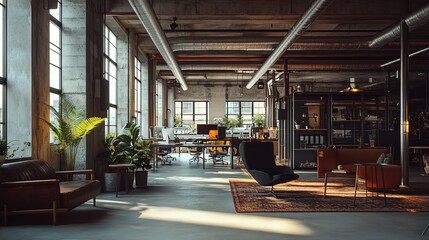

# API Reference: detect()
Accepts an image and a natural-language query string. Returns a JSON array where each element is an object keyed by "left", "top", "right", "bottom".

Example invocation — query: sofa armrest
[
  {"left": 56, "top": 169, "right": 94, "bottom": 180},
  {"left": 317, "top": 149, "right": 338, "bottom": 178}
]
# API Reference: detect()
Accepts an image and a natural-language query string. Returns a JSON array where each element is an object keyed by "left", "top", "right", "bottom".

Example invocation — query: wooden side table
[{"left": 108, "top": 164, "right": 135, "bottom": 197}]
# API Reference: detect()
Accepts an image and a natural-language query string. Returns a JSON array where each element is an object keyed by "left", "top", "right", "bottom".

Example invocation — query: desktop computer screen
[
  {"left": 161, "top": 128, "right": 175, "bottom": 142},
  {"left": 196, "top": 124, "right": 218, "bottom": 134}
]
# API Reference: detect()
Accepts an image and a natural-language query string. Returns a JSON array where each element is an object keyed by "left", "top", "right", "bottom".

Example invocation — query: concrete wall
[
  {"left": 7, "top": 0, "right": 32, "bottom": 158},
  {"left": 62, "top": 0, "right": 88, "bottom": 169}
]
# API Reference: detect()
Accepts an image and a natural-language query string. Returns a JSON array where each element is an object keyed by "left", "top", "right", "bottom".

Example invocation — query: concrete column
[
  {"left": 7, "top": 0, "right": 32, "bottom": 159},
  {"left": 62, "top": 0, "right": 88, "bottom": 170},
  {"left": 140, "top": 54, "right": 150, "bottom": 138},
  {"left": 168, "top": 87, "right": 175, "bottom": 127},
  {"left": 116, "top": 28, "right": 129, "bottom": 131},
  {"left": 129, "top": 30, "right": 136, "bottom": 122}
]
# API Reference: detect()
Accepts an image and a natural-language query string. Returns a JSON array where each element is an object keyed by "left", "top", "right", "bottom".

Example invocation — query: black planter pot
[{"left": 135, "top": 170, "right": 148, "bottom": 187}]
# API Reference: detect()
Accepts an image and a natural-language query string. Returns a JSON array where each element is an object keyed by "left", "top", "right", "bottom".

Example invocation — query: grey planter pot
[{"left": 104, "top": 172, "right": 134, "bottom": 192}]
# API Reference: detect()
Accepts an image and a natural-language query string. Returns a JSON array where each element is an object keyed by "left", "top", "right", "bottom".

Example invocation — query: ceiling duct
[
  {"left": 369, "top": 2, "right": 429, "bottom": 48},
  {"left": 128, "top": 0, "right": 188, "bottom": 91},
  {"left": 246, "top": 0, "right": 334, "bottom": 89}
]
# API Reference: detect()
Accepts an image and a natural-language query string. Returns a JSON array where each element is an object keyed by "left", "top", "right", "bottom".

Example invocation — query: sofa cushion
[
  {"left": 60, "top": 180, "right": 101, "bottom": 210},
  {"left": 376, "top": 153, "right": 386, "bottom": 164}
]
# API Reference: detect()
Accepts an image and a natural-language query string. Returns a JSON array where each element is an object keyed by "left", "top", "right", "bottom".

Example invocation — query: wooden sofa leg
[
  {"left": 3, "top": 204, "right": 7, "bottom": 226},
  {"left": 53, "top": 201, "right": 56, "bottom": 225}
]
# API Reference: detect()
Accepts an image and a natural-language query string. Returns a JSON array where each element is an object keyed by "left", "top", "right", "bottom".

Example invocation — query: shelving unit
[
  {"left": 292, "top": 93, "right": 329, "bottom": 169},
  {"left": 291, "top": 92, "right": 391, "bottom": 169},
  {"left": 330, "top": 93, "right": 387, "bottom": 148}
]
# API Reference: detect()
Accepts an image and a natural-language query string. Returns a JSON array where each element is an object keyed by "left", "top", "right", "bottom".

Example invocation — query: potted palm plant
[{"left": 47, "top": 99, "right": 105, "bottom": 170}]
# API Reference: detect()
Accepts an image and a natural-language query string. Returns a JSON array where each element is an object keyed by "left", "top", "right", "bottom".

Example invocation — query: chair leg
[
  {"left": 3, "top": 204, "right": 7, "bottom": 226},
  {"left": 422, "top": 224, "right": 429, "bottom": 236},
  {"left": 93, "top": 197, "right": 96, "bottom": 207}
]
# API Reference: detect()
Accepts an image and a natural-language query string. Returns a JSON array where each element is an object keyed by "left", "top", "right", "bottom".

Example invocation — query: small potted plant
[{"left": 251, "top": 114, "right": 265, "bottom": 127}]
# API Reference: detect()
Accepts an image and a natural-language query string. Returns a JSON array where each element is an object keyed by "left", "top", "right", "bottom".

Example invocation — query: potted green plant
[
  {"left": 174, "top": 115, "right": 183, "bottom": 127},
  {"left": 46, "top": 99, "right": 105, "bottom": 170},
  {"left": 106, "top": 122, "right": 151, "bottom": 189},
  {"left": 251, "top": 114, "right": 265, "bottom": 127},
  {"left": 133, "top": 139, "right": 152, "bottom": 187},
  {"left": 0, "top": 139, "right": 7, "bottom": 165}
]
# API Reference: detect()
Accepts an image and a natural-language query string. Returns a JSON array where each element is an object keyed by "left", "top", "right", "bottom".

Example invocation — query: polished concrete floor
[{"left": 1, "top": 153, "right": 429, "bottom": 240}]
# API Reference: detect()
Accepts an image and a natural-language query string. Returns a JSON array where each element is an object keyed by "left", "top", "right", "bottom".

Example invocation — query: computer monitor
[
  {"left": 196, "top": 124, "right": 218, "bottom": 134},
  {"left": 151, "top": 126, "right": 164, "bottom": 139},
  {"left": 217, "top": 126, "right": 226, "bottom": 139},
  {"left": 161, "top": 128, "right": 175, "bottom": 142}
]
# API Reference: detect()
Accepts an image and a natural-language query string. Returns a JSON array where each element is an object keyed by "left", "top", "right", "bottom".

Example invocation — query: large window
[
  {"left": 134, "top": 57, "right": 142, "bottom": 126},
  {"left": 175, "top": 101, "right": 209, "bottom": 127},
  {"left": 104, "top": 26, "right": 117, "bottom": 135},
  {"left": 226, "top": 101, "right": 265, "bottom": 127},
  {"left": 49, "top": 1, "right": 62, "bottom": 143},
  {"left": 0, "top": 0, "right": 5, "bottom": 139}
]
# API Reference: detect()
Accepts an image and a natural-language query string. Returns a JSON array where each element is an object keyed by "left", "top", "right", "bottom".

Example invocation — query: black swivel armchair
[{"left": 239, "top": 141, "right": 299, "bottom": 198}]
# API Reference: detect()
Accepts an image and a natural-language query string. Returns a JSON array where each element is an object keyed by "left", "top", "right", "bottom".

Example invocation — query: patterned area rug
[{"left": 229, "top": 179, "right": 429, "bottom": 213}]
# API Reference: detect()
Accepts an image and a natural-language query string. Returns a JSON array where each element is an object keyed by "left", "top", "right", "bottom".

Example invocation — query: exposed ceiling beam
[
  {"left": 128, "top": 0, "right": 188, "bottom": 90},
  {"left": 247, "top": 0, "right": 334, "bottom": 89}
]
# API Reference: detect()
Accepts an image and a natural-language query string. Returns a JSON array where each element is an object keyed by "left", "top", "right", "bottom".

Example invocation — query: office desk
[
  {"left": 151, "top": 142, "right": 183, "bottom": 172},
  {"left": 182, "top": 143, "right": 234, "bottom": 169}
]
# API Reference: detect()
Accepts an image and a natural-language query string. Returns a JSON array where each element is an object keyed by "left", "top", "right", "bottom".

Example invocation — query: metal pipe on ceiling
[
  {"left": 369, "top": 2, "right": 429, "bottom": 48},
  {"left": 128, "top": 0, "right": 188, "bottom": 91},
  {"left": 246, "top": 0, "right": 334, "bottom": 89}
]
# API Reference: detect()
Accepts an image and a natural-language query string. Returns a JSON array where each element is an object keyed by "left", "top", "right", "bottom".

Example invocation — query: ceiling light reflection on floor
[{"left": 139, "top": 206, "right": 312, "bottom": 236}]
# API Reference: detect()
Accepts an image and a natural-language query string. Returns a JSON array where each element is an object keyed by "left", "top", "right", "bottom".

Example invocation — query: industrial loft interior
[{"left": 1, "top": 0, "right": 429, "bottom": 239}]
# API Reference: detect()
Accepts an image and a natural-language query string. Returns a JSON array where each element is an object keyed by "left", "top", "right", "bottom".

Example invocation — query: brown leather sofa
[
  {"left": 317, "top": 148, "right": 401, "bottom": 190},
  {"left": 0, "top": 160, "right": 101, "bottom": 225}
]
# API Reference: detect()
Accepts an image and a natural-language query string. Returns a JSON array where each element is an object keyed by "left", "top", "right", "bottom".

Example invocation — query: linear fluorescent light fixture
[
  {"left": 246, "top": 0, "right": 332, "bottom": 89},
  {"left": 380, "top": 47, "right": 429, "bottom": 67},
  {"left": 128, "top": 0, "right": 188, "bottom": 91}
]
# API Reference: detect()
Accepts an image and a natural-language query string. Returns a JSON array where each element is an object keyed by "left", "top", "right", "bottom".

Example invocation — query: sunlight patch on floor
[
  {"left": 138, "top": 206, "right": 312, "bottom": 236},
  {"left": 164, "top": 176, "right": 231, "bottom": 183},
  {"left": 205, "top": 171, "right": 245, "bottom": 175}
]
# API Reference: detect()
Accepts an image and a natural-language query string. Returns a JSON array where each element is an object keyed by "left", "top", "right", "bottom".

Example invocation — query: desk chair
[
  {"left": 158, "top": 147, "right": 176, "bottom": 165},
  {"left": 189, "top": 146, "right": 204, "bottom": 165},
  {"left": 215, "top": 140, "right": 230, "bottom": 165},
  {"left": 239, "top": 141, "right": 299, "bottom": 198}
]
